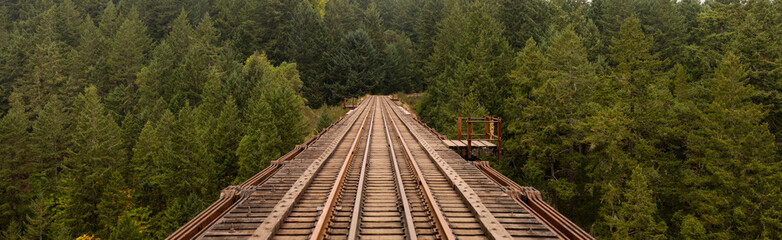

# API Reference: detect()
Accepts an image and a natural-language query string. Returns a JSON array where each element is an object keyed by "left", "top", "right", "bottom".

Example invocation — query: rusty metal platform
[
  {"left": 441, "top": 139, "right": 497, "bottom": 157},
  {"left": 168, "top": 96, "right": 593, "bottom": 240}
]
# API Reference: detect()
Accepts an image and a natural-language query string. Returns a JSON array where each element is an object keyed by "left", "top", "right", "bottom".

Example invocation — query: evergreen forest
[{"left": 0, "top": 0, "right": 781, "bottom": 239}]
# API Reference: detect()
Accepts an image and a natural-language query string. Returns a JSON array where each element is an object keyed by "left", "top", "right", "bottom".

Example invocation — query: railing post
[
  {"left": 497, "top": 117, "right": 502, "bottom": 161},
  {"left": 467, "top": 119, "right": 472, "bottom": 160},
  {"left": 457, "top": 116, "right": 462, "bottom": 140},
  {"left": 485, "top": 115, "right": 490, "bottom": 140}
]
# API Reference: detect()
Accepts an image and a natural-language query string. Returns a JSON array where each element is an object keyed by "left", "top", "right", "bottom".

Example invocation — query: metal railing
[
  {"left": 456, "top": 115, "right": 502, "bottom": 160},
  {"left": 343, "top": 97, "right": 360, "bottom": 109}
]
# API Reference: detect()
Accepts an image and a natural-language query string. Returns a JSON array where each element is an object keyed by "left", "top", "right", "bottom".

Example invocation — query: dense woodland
[{"left": 0, "top": 0, "right": 781, "bottom": 239}]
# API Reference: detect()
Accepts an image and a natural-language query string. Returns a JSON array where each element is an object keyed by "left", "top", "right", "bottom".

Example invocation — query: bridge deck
[{"left": 168, "top": 96, "right": 593, "bottom": 240}]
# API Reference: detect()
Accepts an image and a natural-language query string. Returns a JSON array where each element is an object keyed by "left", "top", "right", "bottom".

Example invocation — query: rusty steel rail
[
  {"left": 473, "top": 161, "right": 594, "bottom": 240},
  {"left": 167, "top": 123, "right": 338, "bottom": 240},
  {"left": 171, "top": 95, "right": 590, "bottom": 240},
  {"left": 249, "top": 96, "right": 376, "bottom": 240},
  {"left": 385, "top": 97, "right": 515, "bottom": 240},
  {"left": 166, "top": 187, "right": 241, "bottom": 240},
  {"left": 380, "top": 100, "right": 418, "bottom": 240},
  {"left": 312, "top": 96, "right": 377, "bottom": 240},
  {"left": 382, "top": 99, "right": 456, "bottom": 240},
  {"left": 345, "top": 99, "right": 377, "bottom": 240},
  {"left": 166, "top": 101, "right": 354, "bottom": 240}
]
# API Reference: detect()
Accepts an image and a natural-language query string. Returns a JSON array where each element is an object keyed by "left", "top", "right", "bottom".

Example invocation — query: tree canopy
[{"left": 0, "top": 0, "right": 780, "bottom": 238}]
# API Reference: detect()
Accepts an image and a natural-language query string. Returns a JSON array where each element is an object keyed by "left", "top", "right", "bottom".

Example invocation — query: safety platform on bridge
[
  {"left": 168, "top": 96, "right": 593, "bottom": 240},
  {"left": 441, "top": 115, "right": 502, "bottom": 160},
  {"left": 342, "top": 97, "right": 360, "bottom": 109}
]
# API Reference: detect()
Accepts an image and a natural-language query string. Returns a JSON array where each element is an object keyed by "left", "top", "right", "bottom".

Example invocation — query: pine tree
[
  {"left": 0, "top": 93, "right": 31, "bottom": 233},
  {"left": 691, "top": 0, "right": 744, "bottom": 80},
  {"left": 505, "top": 38, "right": 544, "bottom": 167},
  {"left": 204, "top": 96, "right": 242, "bottom": 186},
  {"left": 17, "top": 7, "right": 67, "bottom": 115},
  {"left": 236, "top": 92, "right": 281, "bottom": 180},
  {"left": 286, "top": 1, "right": 329, "bottom": 107},
  {"left": 135, "top": 110, "right": 177, "bottom": 211},
  {"left": 726, "top": 0, "right": 782, "bottom": 138},
  {"left": 60, "top": 85, "right": 125, "bottom": 235},
  {"left": 609, "top": 17, "right": 662, "bottom": 103},
  {"left": 67, "top": 15, "right": 103, "bottom": 99},
  {"left": 219, "top": 0, "right": 296, "bottom": 60},
  {"left": 512, "top": 26, "right": 598, "bottom": 216},
  {"left": 228, "top": 53, "right": 282, "bottom": 114},
  {"left": 325, "top": 29, "right": 384, "bottom": 104},
  {"left": 549, "top": 0, "right": 589, "bottom": 33},
  {"left": 633, "top": 0, "right": 686, "bottom": 65},
  {"left": 382, "top": 33, "right": 416, "bottom": 93},
  {"left": 315, "top": 106, "right": 333, "bottom": 132},
  {"left": 412, "top": 0, "right": 444, "bottom": 73},
  {"left": 23, "top": 192, "right": 54, "bottom": 240},
  {"left": 96, "top": 171, "right": 133, "bottom": 237},
  {"left": 265, "top": 74, "right": 307, "bottom": 150},
  {"left": 1, "top": 221, "right": 23, "bottom": 240},
  {"left": 136, "top": 0, "right": 180, "bottom": 40},
  {"left": 671, "top": 64, "right": 690, "bottom": 100},
  {"left": 192, "top": 14, "right": 220, "bottom": 60},
  {"left": 55, "top": 0, "right": 82, "bottom": 47},
  {"left": 98, "top": 1, "right": 119, "bottom": 39},
  {"left": 0, "top": 26, "right": 22, "bottom": 113},
  {"left": 106, "top": 8, "right": 150, "bottom": 89},
  {"left": 323, "top": 0, "right": 362, "bottom": 39},
  {"left": 418, "top": 0, "right": 511, "bottom": 135},
  {"left": 496, "top": 0, "right": 554, "bottom": 50},
  {"left": 591, "top": 17, "right": 679, "bottom": 238},
  {"left": 104, "top": 8, "right": 151, "bottom": 116},
  {"left": 233, "top": 53, "right": 305, "bottom": 178},
  {"left": 171, "top": 104, "right": 216, "bottom": 196},
  {"left": 508, "top": 38, "right": 545, "bottom": 102},
  {"left": 108, "top": 212, "right": 144, "bottom": 240},
  {"left": 30, "top": 97, "right": 70, "bottom": 178},
  {"left": 675, "top": 0, "right": 703, "bottom": 44},
  {"left": 130, "top": 120, "right": 158, "bottom": 186},
  {"left": 0, "top": 92, "right": 30, "bottom": 172},
  {"left": 602, "top": 167, "right": 667, "bottom": 239},
  {"left": 590, "top": 0, "right": 635, "bottom": 56},
  {"left": 685, "top": 53, "right": 780, "bottom": 238},
  {"left": 174, "top": 12, "right": 222, "bottom": 109},
  {"left": 198, "top": 69, "right": 226, "bottom": 122},
  {"left": 605, "top": 16, "right": 676, "bottom": 175},
  {"left": 162, "top": 10, "right": 195, "bottom": 110},
  {"left": 361, "top": 3, "right": 385, "bottom": 50},
  {"left": 386, "top": 0, "right": 419, "bottom": 36},
  {"left": 149, "top": 194, "right": 204, "bottom": 239}
]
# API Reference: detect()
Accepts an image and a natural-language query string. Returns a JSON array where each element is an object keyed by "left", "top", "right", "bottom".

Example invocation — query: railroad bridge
[{"left": 168, "top": 96, "right": 593, "bottom": 240}]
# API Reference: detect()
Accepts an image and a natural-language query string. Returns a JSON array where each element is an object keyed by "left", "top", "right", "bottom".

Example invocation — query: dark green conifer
[
  {"left": 685, "top": 53, "right": 779, "bottom": 237},
  {"left": 30, "top": 97, "right": 70, "bottom": 177},
  {"left": 0, "top": 93, "right": 31, "bottom": 233},
  {"left": 60, "top": 85, "right": 125, "bottom": 235},
  {"left": 236, "top": 92, "right": 281, "bottom": 180},
  {"left": 106, "top": 8, "right": 150, "bottom": 88},
  {"left": 418, "top": 0, "right": 511, "bottom": 135},
  {"left": 325, "top": 29, "right": 383, "bottom": 103}
]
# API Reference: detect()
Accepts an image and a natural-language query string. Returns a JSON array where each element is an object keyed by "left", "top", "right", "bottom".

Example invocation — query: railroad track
[
  {"left": 173, "top": 96, "right": 590, "bottom": 240},
  {"left": 255, "top": 96, "right": 520, "bottom": 240}
]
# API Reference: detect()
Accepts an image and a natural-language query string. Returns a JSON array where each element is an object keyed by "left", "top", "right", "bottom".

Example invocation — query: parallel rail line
[{"left": 169, "top": 96, "right": 593, "bottom": 240}]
